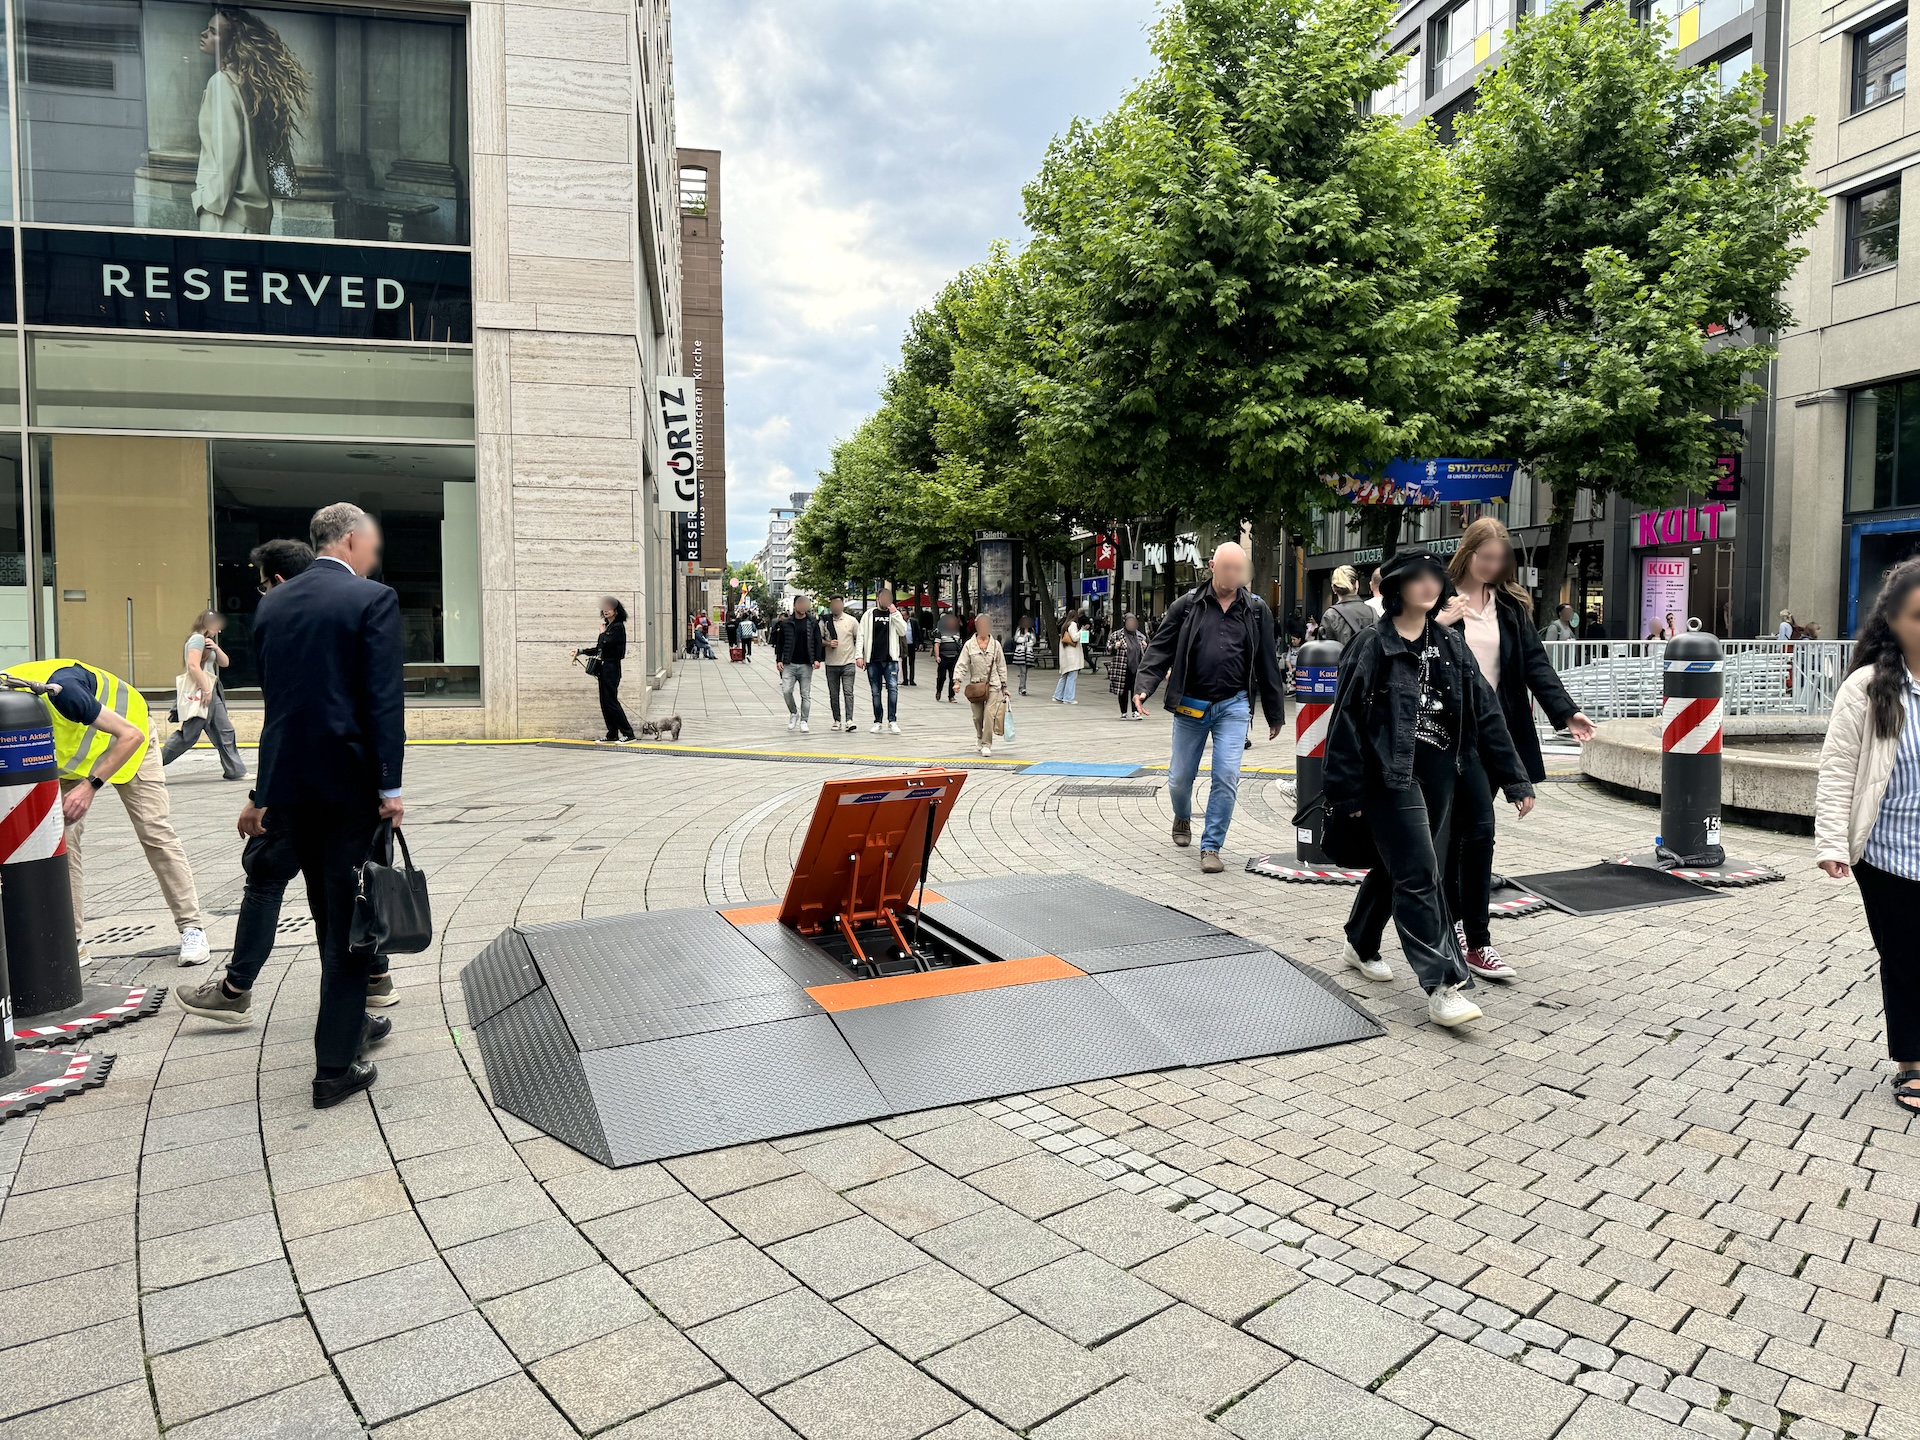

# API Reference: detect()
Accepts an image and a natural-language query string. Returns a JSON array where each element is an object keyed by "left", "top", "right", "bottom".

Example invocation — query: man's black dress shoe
[
  {"left": 313, "top": 1061, "right": 377, "bottom": 1109},
  {"left": 361, "top": 1013, "right": 392, "bottom": 1052}
]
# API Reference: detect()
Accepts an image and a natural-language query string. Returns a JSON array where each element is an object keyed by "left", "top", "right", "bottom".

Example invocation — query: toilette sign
[{"left": 21, "top": 229, "right": 471, "bottom": 343}]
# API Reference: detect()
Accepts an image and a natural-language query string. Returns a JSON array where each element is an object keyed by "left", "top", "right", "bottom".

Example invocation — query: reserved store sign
[{"left": 20, "top": 228, "right": 472, "bottom": 344}]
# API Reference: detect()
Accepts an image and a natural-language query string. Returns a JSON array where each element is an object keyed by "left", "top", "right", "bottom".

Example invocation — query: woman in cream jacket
[
  {"left": 952, "top": 615, "right": 1009, "bottom": 757},
  {"left": 1816, "top": 556, "right": 1920, "bottom": 1116}
]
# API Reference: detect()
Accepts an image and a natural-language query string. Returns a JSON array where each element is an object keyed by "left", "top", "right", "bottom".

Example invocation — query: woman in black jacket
[
  {"left": 1323, "top": 551, "right": 1535, "bottom": 1029},
  {"left": 1439, "top": 519, "right": 1595, "bottom": 980},
  {"left": 572, "top": 597, "right": 635, "bottom": 743}
]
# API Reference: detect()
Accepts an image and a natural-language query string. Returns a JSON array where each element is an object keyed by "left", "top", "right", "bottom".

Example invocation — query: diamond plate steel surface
[
  {"left": 1092, "top": 950, "right": 1383, "bottom": 1066},
  {"left": 910, "top": 902, "right": 1042, "bottom": 963},
  {"left": 831, "top": 977, "right": 1180, "bottom": 1112},
  {"left": 525, "top": 909, "right": 821, "bottom": 1050},
  {"left": 460, "top": 929, "right": 541, "bottom": 1028},
  {"left": 472, "top": 986, "right": 611, "bottom": 1164},
  {"left": 581, "top": 1015, "right": 889, "bottom": 1165},
  {"left": 1067, "top": 933, "right": 1270, "bottom": 974},
  {"left": 734, "top": 922, "right": 853, "bottom": 988},
  {"left": 932, "top": 874, "right": 1073, "bottom": 904},
  {"left": 944, "top": 877, "right": 1228, "bottom": 958}
]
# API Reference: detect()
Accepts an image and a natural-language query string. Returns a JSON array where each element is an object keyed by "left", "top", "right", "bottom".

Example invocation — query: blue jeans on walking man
[
  {"left": 1166, "top": 692, "right": 1251, "bottom": 853},
  {"left": 867, "top": 660, "right": 899, "bottom": 723}
]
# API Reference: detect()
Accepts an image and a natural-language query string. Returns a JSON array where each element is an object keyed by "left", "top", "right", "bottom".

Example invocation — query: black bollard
[
  {"left": 1610, "top": 631, "right": 1782, "bottom": 887},
  {"left": 1293, "top": 640, "right": 1344, "bottom": 866},
  {"left": 0, "top": 687, "right": 73, "bottom": 1043}
]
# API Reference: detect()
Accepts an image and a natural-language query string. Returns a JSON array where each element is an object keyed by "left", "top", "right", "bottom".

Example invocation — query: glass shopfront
[{"left": 0, "top": 0, "right": 477, "bottom": 699}]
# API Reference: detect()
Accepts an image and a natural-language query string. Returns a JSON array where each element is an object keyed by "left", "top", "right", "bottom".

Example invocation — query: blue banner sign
[
  {"left": 1296, "top": 666, "right": 1339, "bottom": 700},
  {"left": 0, "top": 725, "right": 56, "bottom": 776},
  {"left": 1079, "top": 576, "right": 1110, "bottom": 597},
  {"left": 1329, "top": 459, "right": 1518, "bottom": 506}
]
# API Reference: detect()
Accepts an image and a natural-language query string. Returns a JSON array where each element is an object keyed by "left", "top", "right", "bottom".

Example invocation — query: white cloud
[{"left": 676, "top": 0, "right": 1161, "bottom": 560}]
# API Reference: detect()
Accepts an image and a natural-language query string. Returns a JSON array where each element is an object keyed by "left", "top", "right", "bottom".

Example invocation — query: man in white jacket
[{"left": 856, "top": 585, "right": 910, "bottom": 734}]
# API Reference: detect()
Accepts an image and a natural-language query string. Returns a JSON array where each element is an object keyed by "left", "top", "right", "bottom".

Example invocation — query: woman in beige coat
[
  {"left": 953, "top": 615, "right": 1009, "bottom": 757},
  {"left": 1816, "top": 557, "right": 1920, "bottom": 1116}
]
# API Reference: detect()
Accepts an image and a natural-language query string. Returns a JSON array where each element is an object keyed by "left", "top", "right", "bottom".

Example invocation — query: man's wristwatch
[{"left": 88, "top": 776, "right": 105, "bottom": 790}]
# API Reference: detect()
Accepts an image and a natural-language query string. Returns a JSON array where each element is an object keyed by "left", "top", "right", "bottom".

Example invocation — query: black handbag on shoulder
[{"left": 351, "top": 822, "right": 433, "bottom": 955}]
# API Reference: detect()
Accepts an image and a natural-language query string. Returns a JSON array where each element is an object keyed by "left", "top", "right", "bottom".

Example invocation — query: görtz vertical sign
[{"left": 653, "top": 377, "right": 699, "bottom": 513}]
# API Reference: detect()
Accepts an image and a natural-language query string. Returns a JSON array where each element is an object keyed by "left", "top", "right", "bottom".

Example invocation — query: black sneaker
[{"left": 173, "top": 977, "right": 251, "bottom": 1026}]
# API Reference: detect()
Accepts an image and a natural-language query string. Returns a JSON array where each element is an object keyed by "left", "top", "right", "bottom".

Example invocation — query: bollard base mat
[
  {"left": 13, "top": 984, "right": 164, "bottom": 1048},
  {"left": 1248, "top": 857, "right": 1550, "bottom": 918},
  {"left": 1608, "top": 853, "right": 1784, "bottom": 888},
  {"left": 0, "top": 1048, "right": 114, "bottom": 1118},
  {"left": 1246, "top": 855, "right": 1368, "bottom": 885}
]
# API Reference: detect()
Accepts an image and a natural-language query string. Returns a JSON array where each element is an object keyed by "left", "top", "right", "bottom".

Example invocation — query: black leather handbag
[
  {"left": 1305, "top": 798, "right": 1379, "bottom": 870},
  {"left": 351, "top": 822, "right": 433, "bottom": 954}
]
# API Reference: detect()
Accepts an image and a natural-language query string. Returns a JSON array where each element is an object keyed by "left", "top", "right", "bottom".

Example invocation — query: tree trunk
[
  {"left": 1537, "top": 490, "right": 1576, "bottom": 628},
  {"left": 1166, "top": 511, "right": 1181, "bottom": 612},
  {"left": 1249, "top": 512, "right": 1280, "bottom": 608}
]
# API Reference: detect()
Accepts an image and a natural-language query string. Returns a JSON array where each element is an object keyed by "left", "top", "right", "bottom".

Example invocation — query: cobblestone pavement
[{"left": 0, "top": 656, "right": 1912, "bottom": 1439}]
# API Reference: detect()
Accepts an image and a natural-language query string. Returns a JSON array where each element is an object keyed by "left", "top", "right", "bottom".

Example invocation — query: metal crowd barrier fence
[{"left": 1533, "top": 639, "right": 1849, "bottom": 726}]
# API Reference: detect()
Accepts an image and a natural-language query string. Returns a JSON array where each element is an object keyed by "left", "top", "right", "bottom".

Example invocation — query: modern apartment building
[
  {"left": 1773, "top": 0, "right": 1914, "bottom": 634},
  {"left": 1314, "top": 0, "right": 1786, "bottom": 638},
  {"left": 0, "top": 0, "right": 684, "bottom": 738},
  {"left": 678, "top": 147, "right": 726, "bottom": 624},
  {"left": 756, "top": 491, "right": 810, "bottom": 601}
]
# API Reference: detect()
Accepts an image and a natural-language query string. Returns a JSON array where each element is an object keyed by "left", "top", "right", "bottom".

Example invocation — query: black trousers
[
  {"left": 1854, "top": 861, "right": 1920, "bottom": 1057},
  {"left": 226, "top": 812, "right": 387, "bottom": 992},
  {"left": 284, "top": 801, "right": 382, "bottom": 1073},
  {"left": 936, "top": 655, "right": 957, "bottom": 700},
  {"left": 1344, "top": 744, "right": 1472, "bottom": 994},
  {"left": 597, "top": 662, "right": 633, "bottom": 740},
  {"left": 902, "top": 644, "right": 916, "bottom": 683},
  {"left": 1443, "top": 748, "right": 1498, "bottom": 950},
  {"left": 1117, "top": 668, "right": 1136, "bottom": 715}
]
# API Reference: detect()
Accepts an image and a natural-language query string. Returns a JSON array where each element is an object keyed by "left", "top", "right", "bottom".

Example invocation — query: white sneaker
[
  {"left": 787, "top": 716, "right": 797, "bottom": 731},
  {"left": 76, "top": 941, "right": 92, "bottom": 968},
  {"left": 871, "top": 723, "right": 882, "bottom": 734},
  {"left": 178, "top": 927, "right": 211, "bottom": 967},
  {"left": 1428, "top": 984, "right": 1483, "bottom": 1028},
  {"left": 800, "top": 721, "right": 810, "bottom": 733},
  {"left": 1342, "top": 941, "right": 1391, "bottom": 982},
  {"left": 980, "top": 745, "right": 992, "bottom": 756},
  {"left": 888, "top": 722, "right": 900, "bottom": 734}
]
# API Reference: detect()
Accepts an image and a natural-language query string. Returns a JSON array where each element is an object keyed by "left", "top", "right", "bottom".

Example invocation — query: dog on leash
[{"left": 637, "top": 716, "right": 682, "bottom": 741}]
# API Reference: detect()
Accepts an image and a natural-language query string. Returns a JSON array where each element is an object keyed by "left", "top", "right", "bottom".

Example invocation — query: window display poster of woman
[{"left": 194, "top": 7, "right": 310, "bottom": 234}]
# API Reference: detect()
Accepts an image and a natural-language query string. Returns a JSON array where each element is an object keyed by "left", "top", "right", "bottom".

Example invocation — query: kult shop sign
[
  {"left": 22, "top": 229, "right": 471, "bottom": 343},
  {"left": 1633, "top": 503, "right": 1735, "bottom": 547}
]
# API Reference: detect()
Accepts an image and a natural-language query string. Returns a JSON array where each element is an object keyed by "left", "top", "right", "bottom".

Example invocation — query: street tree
[
  {"left": 1022, "top": 0, "right": 1486, "bottom": 554},
  {"left": 1453, "top": 0, "right": 1823, "bottom": 616}
]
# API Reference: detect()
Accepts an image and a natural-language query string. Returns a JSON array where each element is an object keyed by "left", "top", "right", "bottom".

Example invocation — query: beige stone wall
[
  {"left": 1772, "top": 0, "right": 1919, "bottom": 636},
  {"left": 467, "top": 0, "right": 681, "bottom": 737}
]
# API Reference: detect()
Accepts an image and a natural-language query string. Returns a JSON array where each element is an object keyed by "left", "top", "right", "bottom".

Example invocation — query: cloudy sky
[{"left": 674, "top": 1, "right": 1164, "bottom": 561}]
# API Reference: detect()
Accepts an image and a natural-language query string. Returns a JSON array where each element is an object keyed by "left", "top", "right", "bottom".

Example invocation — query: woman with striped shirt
[{"left": 1816, "top": 557, "right": 1920, "bottom": 1117}]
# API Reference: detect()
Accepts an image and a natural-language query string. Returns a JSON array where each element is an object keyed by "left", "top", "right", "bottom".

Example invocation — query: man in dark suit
[{"left": 246, "top": 503, "right": 406, "bottom": 1107}]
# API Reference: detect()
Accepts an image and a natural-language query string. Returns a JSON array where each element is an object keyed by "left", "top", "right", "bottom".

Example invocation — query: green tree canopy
[{"left": 1454, "top": 0, "right": 1823, "bottom": 608}]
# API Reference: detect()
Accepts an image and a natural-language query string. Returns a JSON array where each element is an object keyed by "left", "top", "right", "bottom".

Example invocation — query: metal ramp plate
[
  {"left": 527, "top": 909, "right": 821, "bottom": 1049},
  {"left": 832, "top": 976, "right": 1179, "bottom": 1112},
  {"left": 1092, "top": 950, "right": 1383, "bottom": 1067},
  {"left": 581, "top": 1015, "right": 888, "bottom": 1166},
  {"left": 472, "top": 987, "right": 611, "bottom": 1164},
  {"left": 938, "top": 877, "right": 1228, "bottom": 958},
  {"left": 1068, "top": 933, "right": 1267, "bottom": 975},
  {"left": 461, "top": 929, "right": 541, "bottom": 1028},
  {"left": 911, "top": 901, "right": 1046, "bottom": 963},
  {"left": 736, "top": 921, "right": 856, "bottom": 989}
]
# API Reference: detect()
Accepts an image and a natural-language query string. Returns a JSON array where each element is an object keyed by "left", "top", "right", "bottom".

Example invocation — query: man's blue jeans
[
  {"left": 867, "top": 660, "right": 899, "bottom": 722},
  {"left": 1167, "top": 692, "right": 1251, "bottom": 853}
]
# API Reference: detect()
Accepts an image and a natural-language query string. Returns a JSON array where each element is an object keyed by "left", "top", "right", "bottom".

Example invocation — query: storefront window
[
  {"left": 1848, "top": 378, "right": 1920, "bottom": 512},
  {"left": 0, "top": 437, "right": 30, "bottom": 668},
  {"left": 34, "top": 434, "right": 478, "bottom": 698},
  {"left": 16, "top": 0, "right": 468, "bottom": 244},
  {"left": 28, "top": 333, "right": 473, "bottom": 438}
]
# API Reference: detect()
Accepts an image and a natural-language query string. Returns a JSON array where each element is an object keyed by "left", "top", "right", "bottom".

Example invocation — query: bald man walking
[{"left": 1134, "top": 542, "right": 1286, "bottom": 872}]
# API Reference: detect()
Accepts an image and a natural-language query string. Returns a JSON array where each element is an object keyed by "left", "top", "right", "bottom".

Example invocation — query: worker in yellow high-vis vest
[{"left": 3, "top": 660, "right": 208, "bottom": 966}]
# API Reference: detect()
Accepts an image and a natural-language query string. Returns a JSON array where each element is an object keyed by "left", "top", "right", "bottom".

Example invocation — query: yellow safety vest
[{"left": 4, "top": 660, "right": 151, "bottom": 784}]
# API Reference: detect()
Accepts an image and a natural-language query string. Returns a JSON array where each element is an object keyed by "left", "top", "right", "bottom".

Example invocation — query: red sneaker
[{"left": 1463, "top": 942, "right": 1516, "bottom": 981}]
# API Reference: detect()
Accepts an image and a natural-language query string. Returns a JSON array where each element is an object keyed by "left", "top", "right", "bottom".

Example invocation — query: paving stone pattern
[{"left": 0, "top": 657, "right": 1911, "bottom": 1438}]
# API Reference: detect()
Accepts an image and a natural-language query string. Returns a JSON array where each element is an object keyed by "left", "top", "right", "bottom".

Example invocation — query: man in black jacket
[
  {"left": 772, "top": 593, "right": 825, "bottom": 733},
  {"left": 1133, "top": 542, "right": 1286, "bottom": 872},
  {"left": 249, "top": 503, "right": 406, "bottom": 1108}
]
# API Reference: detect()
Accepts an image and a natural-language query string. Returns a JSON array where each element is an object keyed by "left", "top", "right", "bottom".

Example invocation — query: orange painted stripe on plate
[
  {"left": 719, "top": 903, "right": 782, "bottom": 925},
  {"left": 806, "top": 954, "right": 1083, "bottom": 1012}
]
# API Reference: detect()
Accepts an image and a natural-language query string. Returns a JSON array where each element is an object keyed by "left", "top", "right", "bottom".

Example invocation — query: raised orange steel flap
[{"left": 806, "top": 954, "right": 1082, "bottom": 1012}]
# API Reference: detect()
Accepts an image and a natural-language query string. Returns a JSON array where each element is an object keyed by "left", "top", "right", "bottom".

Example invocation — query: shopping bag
[
  {"left": 351, "top": 822, "right": 433, "bottom": 954},
  {"left": 174, "top": 673, "right": 209, "bottom": 722},
  {"left": 1001, "top": 703, "right": 1016, "bottom": 741}
]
